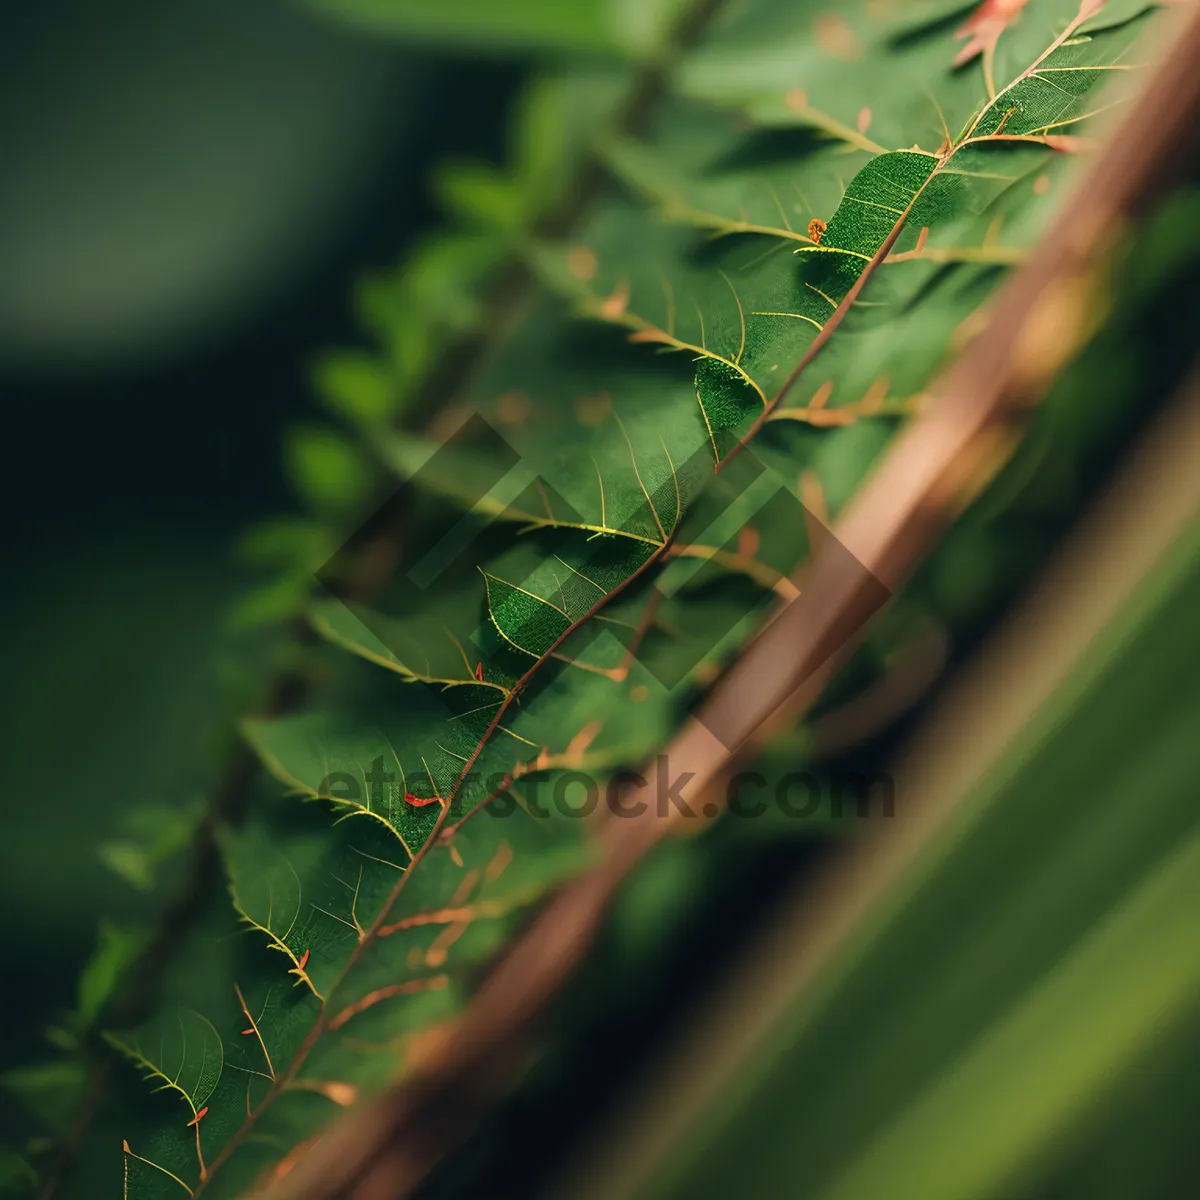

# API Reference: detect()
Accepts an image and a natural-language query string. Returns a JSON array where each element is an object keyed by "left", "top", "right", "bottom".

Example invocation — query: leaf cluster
[{"left": 2, "top": 2, "right": 1172, "bottom": 1196}]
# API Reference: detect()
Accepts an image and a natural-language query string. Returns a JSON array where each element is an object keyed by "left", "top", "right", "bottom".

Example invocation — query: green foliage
[
  {"left": 21, "top": 1, "right": 1174, "bottom": 1196},
  {"left": 640, "top": 508, "right": 1200, "bottom": 1200},
  {"left": 303, "top": 0, "right": 623, "bottom": 56},
  {"left": 303, "top": 0, "right": 690, "bottom": 58},
  {"left": 105, "top": 1011, "right": 225, "bottom": 1126},
  {"left": 283, "top": 425, "right": 376, "bottom": 516},
  {"left": 77, "top": 925, "right": 151, "bottom": 1029},
  {"left": 97, "top": 804, "right": 205, "bottom": 894}
]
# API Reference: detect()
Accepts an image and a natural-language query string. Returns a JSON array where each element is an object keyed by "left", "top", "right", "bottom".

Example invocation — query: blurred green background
[{"left": 0, "top": 0, "right": 518, "bottom": 1075}]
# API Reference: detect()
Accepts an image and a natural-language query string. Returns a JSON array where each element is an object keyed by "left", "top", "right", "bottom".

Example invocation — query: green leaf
[
  {"left": 313, "top": 351, "right": 396, "bottom": 426},
  {"left": 77, "top": 922, "right": 148, "bottom": 1026},
  {"left": 41, "top": 0, "right": 1174, "bottom": 1193},
  {"left": 235, "top": 515, "right": 330, "bottom": 571},
  {"left": 302, "top": 0, "right": 621, "bottom": 55},
  {"left": 104, "top": 1009, "right": 224, "bottom": 1123},
  {"left": 511, "top": 75, "right": 573, "bottom": 207},
  {"left": 1, "top": 1063, "right": 87, "bottom": 1138},
  {"left": 97, "top": 801, "right": 204, "bottom": 893},
  {"left": 433, "top": 161, "right": 526, "bottom": 232},
  {"left": 0, "top": 1148, "right": 37, "bottom": 1197},
  {"left": 543, "top": 2, "right": 1140, "bottom": 460},
  {"left": 284, "top": 424, "right": 375, "bottom": 515}
]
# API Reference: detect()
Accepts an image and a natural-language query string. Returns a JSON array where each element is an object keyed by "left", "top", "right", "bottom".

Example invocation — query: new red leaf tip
[{"left": 955, "top": 0, "right": 1028, "bottom": 67}]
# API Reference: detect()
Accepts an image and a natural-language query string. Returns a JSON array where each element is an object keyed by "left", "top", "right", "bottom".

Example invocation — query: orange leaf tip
[{"left": 405, "top": 790, "right": 441, "bottom": 807}]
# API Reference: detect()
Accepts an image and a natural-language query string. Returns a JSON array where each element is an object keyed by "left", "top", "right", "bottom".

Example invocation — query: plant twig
[
  {"left": 36, "top": 3, "right": 731, "bottom": 1196},
  {"left": 256, "top": 6, "right": 1200, "bottom": 1194}
]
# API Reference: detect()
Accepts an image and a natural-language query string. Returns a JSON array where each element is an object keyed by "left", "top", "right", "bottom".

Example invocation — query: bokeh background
[{"left": 0, "top": 0, "right": 517, "bottom": 1074}]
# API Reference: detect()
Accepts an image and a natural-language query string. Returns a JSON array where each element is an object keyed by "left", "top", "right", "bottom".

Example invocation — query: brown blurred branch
[
  {"left": 560, "top": 357, "right": 1200, "bottom": 1200},
  {"left": 258, "top": 5, "right": 1200, "bottom": 1197}
]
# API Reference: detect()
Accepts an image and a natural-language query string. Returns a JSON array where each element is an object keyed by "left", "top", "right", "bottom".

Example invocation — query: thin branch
[
  {"left": 37, "top": 2, "right": 732, "bottom": 1196},
  {"left": 254, "top": 7, "right": 1200, "bottom": 1194}
]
